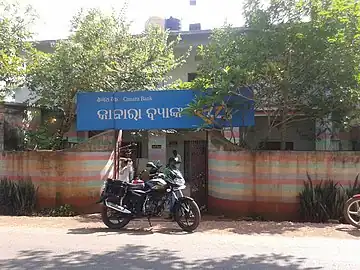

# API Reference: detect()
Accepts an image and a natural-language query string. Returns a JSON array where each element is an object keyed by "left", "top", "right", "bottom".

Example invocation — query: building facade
[{"left": 4, "top": 29, "right": 356, "bottom": 156}]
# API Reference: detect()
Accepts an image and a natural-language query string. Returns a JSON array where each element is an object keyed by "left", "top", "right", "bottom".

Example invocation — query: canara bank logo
[{"left": 194, "top": 105, "right": 233, "bottom": 125}]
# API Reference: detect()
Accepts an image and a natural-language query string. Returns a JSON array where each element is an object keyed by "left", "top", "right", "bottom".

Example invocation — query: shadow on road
[
  {"left": 70, "top": 214, "right": 346, "bottom": 236},
  {"left": 0, "top": 245, "right": 322, "bottom": 270},
  {"left": 67, "top": 226, "right": 187, "bottom": 236},
  {"left": 335, "top": 227, "right": 360, "bottom": 237}
]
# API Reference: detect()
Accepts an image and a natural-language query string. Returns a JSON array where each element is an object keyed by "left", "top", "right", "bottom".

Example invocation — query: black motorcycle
[{"left": 97, "top": 165, "right": 201, "bottom": 232}]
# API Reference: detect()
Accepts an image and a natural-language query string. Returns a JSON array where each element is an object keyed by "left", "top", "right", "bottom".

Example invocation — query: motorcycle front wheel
[
  {"left": 344, "top": 197, "right": 360, "bottom": 228},
  {"left": 174, "top": 198, "right": 201, "bottom": 232},
  {"left": 101, "top": 205, "right": 131, "bottom": 229}
]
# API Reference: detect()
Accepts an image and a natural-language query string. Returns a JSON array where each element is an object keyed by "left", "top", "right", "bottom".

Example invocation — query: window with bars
[{"left": 120, "top": 141, "right": 143, "bottom": 158}]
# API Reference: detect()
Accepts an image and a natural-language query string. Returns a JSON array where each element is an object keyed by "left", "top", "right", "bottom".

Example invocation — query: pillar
[{"left": 148, "top": 130, "right": 167, "bottom": 166}]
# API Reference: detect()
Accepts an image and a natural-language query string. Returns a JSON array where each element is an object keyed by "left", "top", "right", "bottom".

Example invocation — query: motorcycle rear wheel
[
  {"left": 174, "top": 198, "right": 201, "bottom": 232},
  {"left": 101, "top": 205, "right": 131, "bottom": 229},
  {"left": 344, "top": 197, "right": 360, "bottom": 228}
]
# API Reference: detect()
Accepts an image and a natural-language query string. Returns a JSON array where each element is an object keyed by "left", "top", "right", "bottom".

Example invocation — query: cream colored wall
[
  {"left": 166, "top": 47, "right": 200, "bottom": 84},
  {"left": 147, "top": 131, "right": 167, "bottom": 169}
]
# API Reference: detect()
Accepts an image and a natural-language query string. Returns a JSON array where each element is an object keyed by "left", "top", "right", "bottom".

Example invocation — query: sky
[{"left": 19, "top": 0, "right": 245, "bottom": 40}]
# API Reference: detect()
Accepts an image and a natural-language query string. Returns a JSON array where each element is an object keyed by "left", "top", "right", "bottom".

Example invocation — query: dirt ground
[{"left": 0, "top": 214, "right": 359, "bottom": 239}]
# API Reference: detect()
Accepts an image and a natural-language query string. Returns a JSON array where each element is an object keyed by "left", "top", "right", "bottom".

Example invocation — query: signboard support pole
[{"left": 113, "top": 130, "right": 117, "bottom": 179}]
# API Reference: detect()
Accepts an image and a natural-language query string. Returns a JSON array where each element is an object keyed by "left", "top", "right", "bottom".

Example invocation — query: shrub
[
  {"left": 346, "top": 174, "right": 360, "bottom": 198},
  {"left": 38, "top": 204, "right": 77, "bottom": 217},
  {"left": 299, "top": 173, "right": 360, "bottom": 223},
  {"left": 0, "top": 177, "right": 38, "bottom": 216}
]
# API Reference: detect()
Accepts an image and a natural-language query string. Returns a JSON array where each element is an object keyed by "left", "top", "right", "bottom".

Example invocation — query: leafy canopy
[
  {"left": 190, "top": 0, "right": 360, "bottom": 133},
  {"left": 0, "top": 1, "right": 37, "bottom": 99},
  {"left": 27, "top": 8, "right": 186, "bottom": 108},
  {"left": 26, "top": 8, "right": 187, "bottom": 148}
]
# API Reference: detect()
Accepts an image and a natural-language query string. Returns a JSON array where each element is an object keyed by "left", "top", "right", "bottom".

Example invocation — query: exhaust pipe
[{"left": 105, "top": 200, "right": 132, "bottom": 214}]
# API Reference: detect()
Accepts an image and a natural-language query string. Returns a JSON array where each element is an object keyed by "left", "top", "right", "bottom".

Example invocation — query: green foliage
[
  {"left": 23, "top": 119, "right": 63, "bottom": 150},
  {"left": 191, "top": 0, "right": 360, "bottom": 147},
  {"left": 38, "top": 204, "right": 76, "bottom": 217},
  {"left": 26, "top": 8, "right": 187, "bottom": 149},
  {"left": 166, "top": 78, "right": 211, "bottom": 90},
  {"left": 167, "top": 80, "right": 195, "bottom": 90},
  {"left": 0, "top": 177, "right": 38, "bottom": 216},
  {"left": 346, "top": 174, "right": 360, "bottom": 198},
  {"left": 0, "top": 1, "right": 37, "bottom": 99},
  {"left": 299, "top": 173, "right": 360, "bottom": 223}
]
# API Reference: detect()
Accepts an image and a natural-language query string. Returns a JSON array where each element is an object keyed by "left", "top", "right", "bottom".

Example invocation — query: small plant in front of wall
[
  {"left": 38, "top": 204, "right": 77, "bottom": 217},
  {"left": 0, "top": 177, "right": 38, "bottom": 216},
  {"left": 299, "top": 172, "right": 360, "bottom": 223}
]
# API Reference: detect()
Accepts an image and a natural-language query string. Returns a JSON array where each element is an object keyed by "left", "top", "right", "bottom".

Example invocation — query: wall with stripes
[
  {"left": 0, "top": 151, "right": 112, "bottom": 213},
  {"left": 208, "top": 134, "right": 360, "bottom": 220}
]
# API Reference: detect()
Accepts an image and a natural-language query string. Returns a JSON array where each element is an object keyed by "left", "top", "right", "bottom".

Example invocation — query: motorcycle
[
  {"left": 344, "top": 194, "right": 360, "bottom": 228},
  {"left": 97, "top": 164, "right": 201, "bottom": 232}
]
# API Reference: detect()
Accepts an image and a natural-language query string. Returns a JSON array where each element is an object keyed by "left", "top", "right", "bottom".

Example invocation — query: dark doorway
[
  {"left": 184, "top": 140, "right": 208, "bottom": 210},
  {"left": 259, "top": 141, "right": 294, "bottom": 150}
]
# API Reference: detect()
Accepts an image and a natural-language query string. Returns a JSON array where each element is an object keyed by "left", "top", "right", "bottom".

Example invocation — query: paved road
[{"left": 0, "top": 226, "right": 359, "bottom": 270}]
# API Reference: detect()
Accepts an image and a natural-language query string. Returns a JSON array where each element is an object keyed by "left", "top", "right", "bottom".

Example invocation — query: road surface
[{"left": 0, "top": 218, "right": 359, "bottom": 269}]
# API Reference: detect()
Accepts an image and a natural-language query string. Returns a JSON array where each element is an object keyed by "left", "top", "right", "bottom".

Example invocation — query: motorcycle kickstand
[{"left": 147, "top": 216, "right": 152, "bottom": 228}]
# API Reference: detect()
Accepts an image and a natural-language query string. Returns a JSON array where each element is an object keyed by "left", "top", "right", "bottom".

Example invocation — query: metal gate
[{"left": 184, "top": 139, "right": 208, "bottom": 210}]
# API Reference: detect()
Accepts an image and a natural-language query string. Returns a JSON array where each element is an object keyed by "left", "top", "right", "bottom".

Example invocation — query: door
[{"left": 184, "top": 140, "right": 208, "bottom": 210}]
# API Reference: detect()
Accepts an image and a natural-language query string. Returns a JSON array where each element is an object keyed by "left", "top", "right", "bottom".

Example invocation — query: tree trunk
[
  {"left": 52, "top": 102, "right": 75, "bottom": 150},
  {"left": 281, "top": 48, "right": 291, "bottom": 151},
  {"left": 280, "top": 109, "right": 287, "bottom": 150},
  {"left": 280, "top": 86, "right": 289, "bottom": 150}
]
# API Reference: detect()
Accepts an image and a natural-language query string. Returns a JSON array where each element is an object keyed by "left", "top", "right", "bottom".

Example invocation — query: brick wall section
[
  {"left": 0, "top": 151, "right": 112, "bottom": 213},
  {"left": 207, "top": 132, "right": 360, "bottom": 220},
  {"left": 66, "top": 130, "right": 115, "bottom": 152},
  {"left": 0, "top": 131, "right": 117, "bottom": 213},
  {"left": 1, "top": 130, "right": 360, "bottom": 217}
]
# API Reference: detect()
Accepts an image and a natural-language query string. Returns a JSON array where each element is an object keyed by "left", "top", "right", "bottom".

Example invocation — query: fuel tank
[{"left": 145, "top": 178, "right": 167, "bottom": 191}]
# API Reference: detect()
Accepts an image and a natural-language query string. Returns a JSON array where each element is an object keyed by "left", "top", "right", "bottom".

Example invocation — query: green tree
[
  {"left": 0, "top": 1, "right": 37, "bottom": 99},
  {"left": 26, "top": 8, "right": 187, "bottom": 149},
  {"left": 190, "top": 0, "right": 360, "bottom": 149}
]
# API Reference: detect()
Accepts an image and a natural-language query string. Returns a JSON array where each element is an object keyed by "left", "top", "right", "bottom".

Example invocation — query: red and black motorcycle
[{"left": 344, "top": 194, "right": 360, "bottom": 228}]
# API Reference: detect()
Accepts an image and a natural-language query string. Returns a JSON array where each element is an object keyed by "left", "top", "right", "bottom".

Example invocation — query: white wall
[
  {"left": 14, "top": 87, "right": 31, "bottom": 104},
  {"left": 148, "top": 131, "right": 167, "bottom": 168}
]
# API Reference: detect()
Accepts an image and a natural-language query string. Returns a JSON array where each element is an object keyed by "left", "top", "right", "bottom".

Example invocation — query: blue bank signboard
[{"left": 76, "top": 90, "right": 254, "bottom": 131}]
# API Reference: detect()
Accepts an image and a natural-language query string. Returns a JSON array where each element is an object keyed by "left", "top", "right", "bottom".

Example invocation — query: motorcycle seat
[{"left": 127, "top": 182, "right": 145, "bottom": 189}]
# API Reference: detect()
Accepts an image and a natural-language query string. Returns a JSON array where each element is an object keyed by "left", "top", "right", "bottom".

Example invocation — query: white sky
[{"left": 19, "top": 0, "right": 245, "bottom": 40}]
